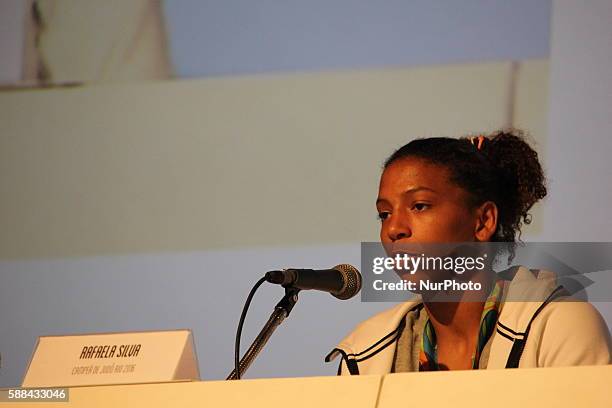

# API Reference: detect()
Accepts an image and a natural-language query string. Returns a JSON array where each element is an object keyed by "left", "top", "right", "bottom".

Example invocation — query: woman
[{"left": 326, "top": 130, "right": 611, "bottom": 374}]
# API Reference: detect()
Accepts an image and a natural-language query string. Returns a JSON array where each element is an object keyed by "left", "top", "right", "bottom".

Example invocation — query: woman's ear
[{"left": 474, "top": 201, "right": 498, "bottom": 241}]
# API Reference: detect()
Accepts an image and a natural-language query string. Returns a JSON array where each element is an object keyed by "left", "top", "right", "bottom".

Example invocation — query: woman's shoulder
[
  {"left": 537, "top": 296, "right": 609, "bottom": 328},
  {"left": 498, "top": 266, "right": 611, "bottom": 366},
  {"left": 531, "top": 298, "right": 612, "bottom": 366},
  {"left": 498, "top": 266, "right": 606, "bottom": 328}
]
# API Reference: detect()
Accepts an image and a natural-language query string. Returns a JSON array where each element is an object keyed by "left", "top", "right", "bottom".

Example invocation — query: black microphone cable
[{"left": 234, "top": 276, "right": 268, "bottom": 380}]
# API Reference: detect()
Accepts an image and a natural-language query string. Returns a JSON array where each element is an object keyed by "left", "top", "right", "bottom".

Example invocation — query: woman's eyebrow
[
  {"left": 403, "top": 186, "right": 437, "bottom": 195},
  {"left": 376, "top": 187, "right": 437, "bottom": 206},
  {"left": 376, "top": 198, "right": 390, "bottom": 207}
]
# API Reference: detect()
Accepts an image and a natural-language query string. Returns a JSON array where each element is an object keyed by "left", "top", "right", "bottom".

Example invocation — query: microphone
[{"left": 265, "top": 264, "right": 362, "bottom": 300}]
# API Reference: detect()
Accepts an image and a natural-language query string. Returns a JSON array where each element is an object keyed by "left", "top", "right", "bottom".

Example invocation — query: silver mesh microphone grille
[{"left": 332, "top": 264, "right": 362, "bottom": 300}]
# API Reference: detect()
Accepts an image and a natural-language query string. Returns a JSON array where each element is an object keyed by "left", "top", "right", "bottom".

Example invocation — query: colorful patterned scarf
[{"left": 418, "top": 280, "right": 503, "bottom": 371}]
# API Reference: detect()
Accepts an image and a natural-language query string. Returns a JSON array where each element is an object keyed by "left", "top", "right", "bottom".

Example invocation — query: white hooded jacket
[{"left": 326, "top": 267, "right": 611, "bottom": 375}]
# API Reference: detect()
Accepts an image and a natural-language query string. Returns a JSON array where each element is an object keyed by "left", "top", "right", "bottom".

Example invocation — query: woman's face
[{"left": 376, "top": 157, "right": 480, "bottom": 247}]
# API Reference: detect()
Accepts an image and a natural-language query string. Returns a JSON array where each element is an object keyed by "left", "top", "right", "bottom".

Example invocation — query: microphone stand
[{"left": 226, "top": 287, "right": 300, "bottom": 380}]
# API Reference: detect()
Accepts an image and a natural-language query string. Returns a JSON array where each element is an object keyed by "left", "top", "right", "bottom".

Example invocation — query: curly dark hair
[{"left": 384, "top": 129, "right": 547, "bottom": 243}]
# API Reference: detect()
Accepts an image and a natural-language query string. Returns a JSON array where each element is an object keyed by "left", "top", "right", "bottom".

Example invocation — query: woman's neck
[
  {"left": 423, "top": 300, "right": 485, "bottom": 340},
  {"left": 422, "top": 269, "right": 495, "bottom": 339},
  {"left": 423, "top": 299, "right": 486, "bottom": 370}
]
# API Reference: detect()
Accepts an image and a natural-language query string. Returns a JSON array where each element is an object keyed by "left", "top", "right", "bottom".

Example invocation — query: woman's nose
[{"left": 386, "top": 215, "right": 412, "bottom": 242}]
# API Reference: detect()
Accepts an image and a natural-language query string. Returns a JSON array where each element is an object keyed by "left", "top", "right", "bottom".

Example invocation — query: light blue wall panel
[{"left": 163, "top": 0, "right": 551, "bottom": 77}]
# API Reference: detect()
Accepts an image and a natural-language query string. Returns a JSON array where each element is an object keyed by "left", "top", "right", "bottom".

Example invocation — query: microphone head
[{"left": 332, "top": 264, "right": 362, "bottom": 300}]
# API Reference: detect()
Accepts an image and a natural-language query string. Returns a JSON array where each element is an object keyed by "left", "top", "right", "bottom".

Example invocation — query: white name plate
[{"left": 22, "top": 329, "right": 200, "bottom": 387}]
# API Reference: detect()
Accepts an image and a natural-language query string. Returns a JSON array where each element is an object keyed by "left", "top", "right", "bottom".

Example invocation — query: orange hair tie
[{"left": 470, "top": 135, "right": 486, "bottom": 150}]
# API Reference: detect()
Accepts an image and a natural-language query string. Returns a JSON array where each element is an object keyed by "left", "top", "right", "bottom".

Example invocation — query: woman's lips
[
  {"left": 389, "top": 246, "right": 423, "bottom": 256},
  {"left": 390, "top": 251, "right": 419, "bottom": 257}
]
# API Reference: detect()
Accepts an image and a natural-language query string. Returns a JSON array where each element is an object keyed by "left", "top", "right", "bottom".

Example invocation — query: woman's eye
[
  {"left": 377, "top": 212, "right": 390, "bottom": 221},
  {"left": 412, "top": 203, "right": 430, "bottom": 212}
]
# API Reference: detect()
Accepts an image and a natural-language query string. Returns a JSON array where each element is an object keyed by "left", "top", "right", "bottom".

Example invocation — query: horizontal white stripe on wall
[{"left": 0, "top": 60, "right": 549, "bottom": 259}]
